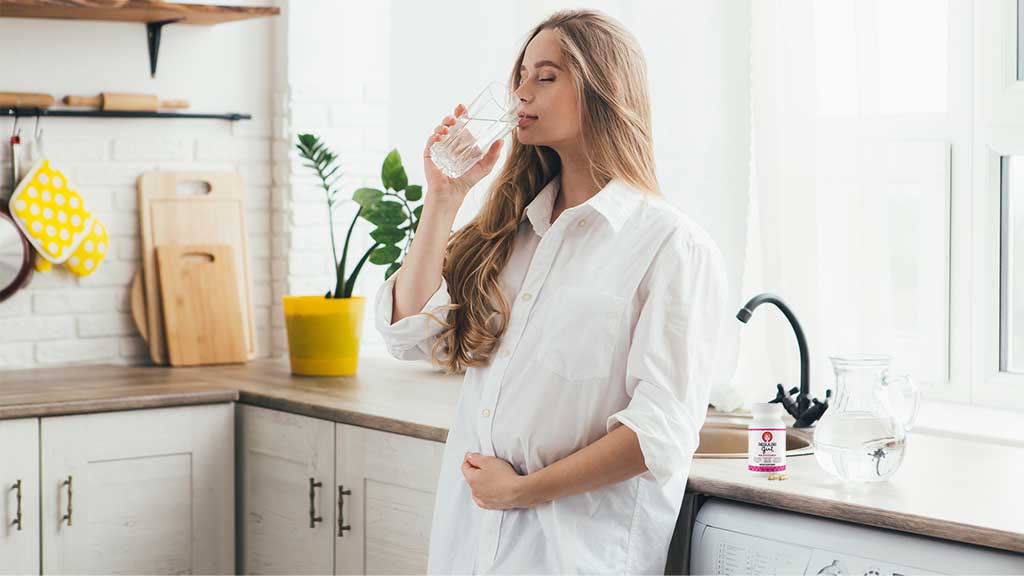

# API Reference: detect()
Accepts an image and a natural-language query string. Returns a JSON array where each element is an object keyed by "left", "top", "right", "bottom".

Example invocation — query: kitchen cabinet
[
  {"left": 0, "top": 418, "right": 40, "bottom": 576},
  {"left": 335, "top": 422, "right": 445, "bottom": 575},
  {"left": 237, "top": 404, "right": 335, "bottom": 574},
  {"left": 39, "top": 403, "right": 234, "bottom": 574},
  {"left": 237, "top": 405, "right": 446, "bottom": 575}
]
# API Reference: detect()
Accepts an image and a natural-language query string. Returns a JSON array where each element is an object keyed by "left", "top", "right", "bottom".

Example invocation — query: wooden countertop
[
  {"left": 688, "top": 433, "right": 1024, "bottom": 554},
  {"left": 181, "top": 352, "right": 461, "bottom": 443},
  {"left": 1, "top": 353, "right": 1021, "bottom": 554},
  {"left": 0, "top": 362, "right": 240, "bottom": 419}
]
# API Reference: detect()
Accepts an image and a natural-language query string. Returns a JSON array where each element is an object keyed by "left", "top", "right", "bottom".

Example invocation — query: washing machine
[{"left": 689, "top": 498, "right": 1024, "bottom": 575}]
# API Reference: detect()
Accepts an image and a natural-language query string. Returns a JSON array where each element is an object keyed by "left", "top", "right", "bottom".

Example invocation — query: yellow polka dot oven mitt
[{"left": 9, "top": 159, "right": 109, "bottom": 276}]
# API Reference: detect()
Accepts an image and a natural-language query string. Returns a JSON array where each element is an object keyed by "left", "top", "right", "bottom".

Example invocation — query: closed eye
[{"left": 517, "top": 76, "right": 556, "bottom": 86}]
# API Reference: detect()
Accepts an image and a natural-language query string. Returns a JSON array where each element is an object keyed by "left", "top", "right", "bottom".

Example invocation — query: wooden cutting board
[
  {"left": 156, "top": 244, "right": 246, "bottom": 366},
  {"left": 130, "top": 270, "right": 147, "bottom": 341},
  {"left": 138, "top": 171, "right": 255, "bottom": 365}
]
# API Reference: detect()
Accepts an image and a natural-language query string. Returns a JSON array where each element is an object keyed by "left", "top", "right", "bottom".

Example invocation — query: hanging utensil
[
  {"left": 0, "top": 202, "right": 33, "bottom": 304},
  {"left": 8, "top": 115, "right": 21, "bottom": 195},
  {"left": 0, "top": 112, "right": 33, "bottom": 303},
  {"left": 0, "top": 114, "right": 34, "bottom": 303}
]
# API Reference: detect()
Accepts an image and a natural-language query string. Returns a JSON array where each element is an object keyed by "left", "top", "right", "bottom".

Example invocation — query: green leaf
[
  {"left": 381, "top": 149, "right": 408, "bottom": 191},
  {"left": 353, "top": 187, "right": 384, "bottom": 208},
  {"left": 385, "top": 261, "right": 401, "bottom": 280},
  {"left": 370, "top": 227, "right": 406, "bottom": 245},
  {"left": 413, "top": 205, "right": 423, "bottom": 219},
  {"left": 404, "top": 184, "right": 422, "bottom": 202},
  {"left": 362, "top": 200, "right": 407, "bottom": 227},
  {"left": 369, "top": 245, "right": 401, "bottom": 265}
]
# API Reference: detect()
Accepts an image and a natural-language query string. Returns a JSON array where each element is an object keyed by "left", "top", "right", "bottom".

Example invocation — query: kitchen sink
[{"left": 694, "top": 411, "right": 814, "bottom": 459}]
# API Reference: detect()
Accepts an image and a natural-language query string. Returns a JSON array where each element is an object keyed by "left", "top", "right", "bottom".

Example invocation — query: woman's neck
[{"left": 550, "top": 145, "right": 602, "bottom": 222}]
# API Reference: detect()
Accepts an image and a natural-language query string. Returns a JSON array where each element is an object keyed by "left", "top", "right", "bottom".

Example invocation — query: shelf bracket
[{"left": 146, "top": 18, "right": 184, "bottom": 78}]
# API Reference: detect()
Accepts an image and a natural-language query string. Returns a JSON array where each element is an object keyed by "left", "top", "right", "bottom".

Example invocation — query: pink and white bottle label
[{"left": 748, "top": 427, "right": 786, "bottom": 472}]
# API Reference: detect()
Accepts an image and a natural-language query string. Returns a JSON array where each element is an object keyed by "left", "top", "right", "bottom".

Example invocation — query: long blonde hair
[{"left": 426, "top": 9, "right": 660, "bottom": 374}]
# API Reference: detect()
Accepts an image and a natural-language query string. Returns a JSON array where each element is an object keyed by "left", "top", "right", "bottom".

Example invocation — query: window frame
[{"left": 966, "top": 0, "right": 1024, "bottom": 410}]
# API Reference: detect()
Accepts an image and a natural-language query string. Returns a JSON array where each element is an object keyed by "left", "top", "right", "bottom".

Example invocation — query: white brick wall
[
  {"left": 0, "top": 8, "right": 276, "bottom": 369},
  {"left": 271, "top": 0, "right": 394, "bottom": 357},
  {"left": 0, "top": 0, "right": 402, "bottom": 369}
]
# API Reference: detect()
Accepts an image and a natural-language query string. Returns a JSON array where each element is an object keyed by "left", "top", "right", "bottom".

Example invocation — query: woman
[{"left": 376, "top": 9, "right": 729, "bottom": 575}]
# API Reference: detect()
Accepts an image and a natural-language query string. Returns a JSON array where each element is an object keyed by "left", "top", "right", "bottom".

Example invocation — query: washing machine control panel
[{"left": 807, "top": 550, "right": 943, "bottom": 575}]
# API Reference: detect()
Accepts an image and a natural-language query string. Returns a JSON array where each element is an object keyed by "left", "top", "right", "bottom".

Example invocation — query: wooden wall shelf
[
  {"left": 0, "top": 0, "right": 280, "bottom": 76},
  {"left": 4, "top": 107, "right": 251, "bottom": 121}
]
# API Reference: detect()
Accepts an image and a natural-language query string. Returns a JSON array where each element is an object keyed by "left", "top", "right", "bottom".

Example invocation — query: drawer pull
[
  {"left": 62, "top": 476, "right": 73, "bottom": 527},
  {"left": 12, "top": 480, "right": 23, "bottom": 531},
  {"left": 308, "top": 478, "right": 323, "bottom": 528},
  {"left": 337, "top": 484, "right": 352, "bottom": 537}
]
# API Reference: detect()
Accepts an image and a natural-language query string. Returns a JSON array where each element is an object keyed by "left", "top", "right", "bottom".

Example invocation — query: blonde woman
[{"left": 376, "top": 9, "right": 729, "bottom": 575}]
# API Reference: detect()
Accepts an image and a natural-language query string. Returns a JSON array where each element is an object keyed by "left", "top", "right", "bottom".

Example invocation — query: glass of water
[{"left": 429, "top": 81, "right": 517, "bottom": 179}]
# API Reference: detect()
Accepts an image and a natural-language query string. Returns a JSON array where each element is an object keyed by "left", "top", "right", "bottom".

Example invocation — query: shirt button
[
  {"left": 521, "top": 292, "right": 533, "bottom": 301},
  {"left": 578, "top": 219, "right": 586, "bottom": 227},
  {"left": 481, "top": 408, "right": 492, "bottom": 417}
]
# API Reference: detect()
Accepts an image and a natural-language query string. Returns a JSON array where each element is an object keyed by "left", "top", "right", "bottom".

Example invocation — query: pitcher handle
[{"left": 883, "top": 374, "right": 920, "bottom": 432}]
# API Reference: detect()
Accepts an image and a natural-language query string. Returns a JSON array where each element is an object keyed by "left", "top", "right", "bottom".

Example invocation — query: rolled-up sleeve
[
  {"left": 374, "top": 268, "right": 453, "bottom": 362},
  {"left": 606, "top": 228, "right": 729, "bottom": 487}
]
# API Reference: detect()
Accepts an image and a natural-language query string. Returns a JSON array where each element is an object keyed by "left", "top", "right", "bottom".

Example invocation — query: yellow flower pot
[{"left": 283, "top": 295, "right": 366, "bottom": 376}]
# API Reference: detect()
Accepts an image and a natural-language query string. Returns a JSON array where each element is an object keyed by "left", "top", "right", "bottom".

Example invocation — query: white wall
[
  {"left": 0, "top": 0, "right": 751, "bottom": 381},
  {"left": 269, "top": 0, "right": 395, "bottom": 357},
  {"left": 0, "top": 1, "right": 275, "bottom": 368},
  {"left": 388, "top": 0, "right": 751, "bottom": 392}
]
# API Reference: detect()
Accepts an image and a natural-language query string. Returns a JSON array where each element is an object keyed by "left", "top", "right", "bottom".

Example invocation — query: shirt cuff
[
  {"left": 606, "top": 379, "right": 700, "bottom": 487},
  {"left": 374, "top": 269, "right": 452, "bottom": 359}
]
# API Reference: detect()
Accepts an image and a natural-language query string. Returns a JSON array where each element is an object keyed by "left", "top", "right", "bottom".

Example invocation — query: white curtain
[{"left": 717, "top": 0, "right": 953, "bottom": 412}]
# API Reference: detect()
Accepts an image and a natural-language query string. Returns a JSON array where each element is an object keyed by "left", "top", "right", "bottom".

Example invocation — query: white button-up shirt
[{"left": 375, "top": 176, "right": 729, "bottom": 574}]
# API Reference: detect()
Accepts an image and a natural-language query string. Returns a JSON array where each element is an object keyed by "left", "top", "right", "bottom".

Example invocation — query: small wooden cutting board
[{"left": 156, "top": 244, "right": 247, "bottom": 366}]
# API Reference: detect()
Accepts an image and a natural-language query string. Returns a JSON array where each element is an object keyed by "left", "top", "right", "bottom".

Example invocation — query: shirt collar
[{"left": 520, "top": 176, "right": 642, "bottom": 235}]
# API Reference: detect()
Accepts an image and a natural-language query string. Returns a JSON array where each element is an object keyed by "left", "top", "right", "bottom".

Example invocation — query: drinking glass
[{"left": 429, "top": 81, "right": 517, "bottom": 179}]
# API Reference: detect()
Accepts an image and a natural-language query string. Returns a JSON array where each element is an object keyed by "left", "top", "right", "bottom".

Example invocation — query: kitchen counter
[{"left": 1, "top": 353, "right": 1021, "bottom": 554}]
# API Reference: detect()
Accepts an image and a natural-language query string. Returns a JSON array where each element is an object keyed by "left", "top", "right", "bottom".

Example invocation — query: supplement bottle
[{"left": 748, "top": 402, "right": 786, "bottom": 475}]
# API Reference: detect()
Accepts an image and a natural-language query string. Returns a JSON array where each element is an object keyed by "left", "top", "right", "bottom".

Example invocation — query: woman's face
[{"left": 513, "top": 28, "right": 580, "bottom": 149}]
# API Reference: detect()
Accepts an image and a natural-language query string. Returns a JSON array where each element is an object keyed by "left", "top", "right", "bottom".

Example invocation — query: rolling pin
[
  {"left": 0, "top": 92, "right": 56, "bottom": 108},
  {"left": 62, "top": 93, "right": 190, "bottom": 112}
]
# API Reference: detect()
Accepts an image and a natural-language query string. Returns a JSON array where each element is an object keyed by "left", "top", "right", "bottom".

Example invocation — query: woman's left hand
[{"left": 461, "top": 452, "right": 532, "bottom": 510}]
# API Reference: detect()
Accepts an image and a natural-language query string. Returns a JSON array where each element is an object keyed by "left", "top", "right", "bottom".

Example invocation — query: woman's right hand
[{"left": 422, "top": 103, "right": 505, "bottom": 210}]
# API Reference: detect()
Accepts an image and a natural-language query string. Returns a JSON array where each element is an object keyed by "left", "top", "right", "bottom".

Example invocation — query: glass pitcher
[{"left": 813, "top": 354, "right": 920, "bottom": 482}]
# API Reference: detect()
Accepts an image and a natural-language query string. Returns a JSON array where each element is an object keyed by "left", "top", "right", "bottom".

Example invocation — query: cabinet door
[
  {"left": 238, "top": 404, "right": 334, "bottom": 574},
  {"left": 335, "top": 423, "right": 445, "bottom": 575},
  {"left": 0, "top": 418, "right": 40, "bottom": 575},
  {"left": 40, "top": 403, "right": 234, "bottom": 574}
]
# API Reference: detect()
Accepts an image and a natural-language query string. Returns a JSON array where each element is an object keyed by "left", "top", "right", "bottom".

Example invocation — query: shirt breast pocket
[{"left": 538, "top": 286, "right": 626, "bottom": 383}]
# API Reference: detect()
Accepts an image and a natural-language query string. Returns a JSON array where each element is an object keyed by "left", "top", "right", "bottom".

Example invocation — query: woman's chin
[{"left": 515, "top": 131, "right": 543, "bottom": 147}]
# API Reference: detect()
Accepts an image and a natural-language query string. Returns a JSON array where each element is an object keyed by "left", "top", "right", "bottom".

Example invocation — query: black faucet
[{"left": 736, "top": 293, "right": 829, "bottom": 428}]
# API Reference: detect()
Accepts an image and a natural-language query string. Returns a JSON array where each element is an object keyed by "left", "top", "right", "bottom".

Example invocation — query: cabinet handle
[
  {"left": 62, "top": 476, "right": 73, "bottom": 527},
  {"left": 337, "top": 484, "right": 352, "bottom": 537},
  {"left": 11, "top": 480, "right": 23, "bottom": 531},
  {"left": 308, "top": 478, "right": 323, "bottom": 528}
]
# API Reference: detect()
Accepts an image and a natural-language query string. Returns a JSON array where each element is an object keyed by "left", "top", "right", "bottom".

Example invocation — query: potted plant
[{"left": 283, "top": 134, "right": 425, "bottom": 375}]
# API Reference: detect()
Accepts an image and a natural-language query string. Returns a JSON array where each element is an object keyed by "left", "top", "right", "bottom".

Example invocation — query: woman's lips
[{"left": 517, "top": 115, "right": 538, "bottom": 128}]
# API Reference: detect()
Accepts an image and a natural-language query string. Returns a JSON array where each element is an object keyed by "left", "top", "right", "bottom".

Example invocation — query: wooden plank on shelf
[{"left": 0, "top": 0, "right": 279, "bottom": 26}]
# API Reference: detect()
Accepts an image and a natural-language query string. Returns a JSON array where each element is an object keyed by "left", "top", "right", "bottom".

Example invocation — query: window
[
  {"left": 1001, "top": 156, "right": 1024, "bottom": 374},
  {"left": 1018, "top": 0, "right": 1024, "bottom": 81},
  {"left": 968, "top": 0, "right": 1024, "bottom": 411}
]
